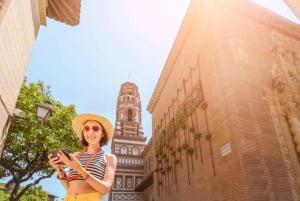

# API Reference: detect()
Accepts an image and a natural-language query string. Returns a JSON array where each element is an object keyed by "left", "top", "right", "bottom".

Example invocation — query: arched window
[
  {"left": 128, "top": 108, "right": 132, "bottom": 121},
  {"left": 132, "top": 148, "right": 138, "bottom": 155},
  {"left": 121, "top": 147, "right": 127, "bottom": 154}
]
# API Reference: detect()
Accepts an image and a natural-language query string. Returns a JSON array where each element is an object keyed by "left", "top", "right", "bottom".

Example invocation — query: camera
[{"left": 47, "top": 148, "right": 72, "bottom": 164}]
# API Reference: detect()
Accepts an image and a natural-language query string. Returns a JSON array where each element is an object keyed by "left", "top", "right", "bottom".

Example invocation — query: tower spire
[
  {"left": 128, "top": 72, "right": 131, "bottom": 82},
  {"left": 109, "top": 82, "right": 146, "bottom": 201}
]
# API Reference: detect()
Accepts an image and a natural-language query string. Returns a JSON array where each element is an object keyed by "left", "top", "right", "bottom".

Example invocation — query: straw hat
[{"left": 72, "top": 113, "right": 114, "bottom": 141}]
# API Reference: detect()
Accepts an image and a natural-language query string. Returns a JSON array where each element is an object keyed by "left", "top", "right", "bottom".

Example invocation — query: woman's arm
[
  {"left": 58, "top": 151, "right": 117, "bottom": 194},
  {"left": 81, "top": 153, "right": 117, "bottom": 194}
]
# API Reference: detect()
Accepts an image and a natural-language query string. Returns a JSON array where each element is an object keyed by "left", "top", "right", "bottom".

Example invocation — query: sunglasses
[{"left": 83, "top": 125, "right": 101, "bottom": 132}]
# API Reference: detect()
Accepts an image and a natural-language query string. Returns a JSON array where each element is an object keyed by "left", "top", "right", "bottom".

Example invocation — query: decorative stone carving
[
  {"left": 269, "top": 33, "right": 300, "bottom": 155},
  {"left": 136, "top": 176, "right": 143, "bottom": 186},
  {"left": 125, "top": 176, "right": 134, "bottom": 189},
  {"left": 262, "top": 31, "right": 300, "bottom": 201},
  {"left": 114, "top": 176, "right": 123, "bottom": 189}
]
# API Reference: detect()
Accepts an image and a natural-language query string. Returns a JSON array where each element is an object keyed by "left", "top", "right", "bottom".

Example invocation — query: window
[
  {"left": 132, "top": 148, "right": 139, "bottom": 155},
  {"left": 128, "top": 108, "right": 132, "bottom": 121},
  {"left": 121, "top": 147, "right": 127, "bottom": 154}
]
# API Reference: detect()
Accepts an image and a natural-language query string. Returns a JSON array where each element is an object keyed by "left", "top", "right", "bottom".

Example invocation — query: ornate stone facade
[
  {"left": 262, "top": 31, "right": 300, "bottom": 201},
  {"left": 109, "top": 82, "right": 146, "bottom": 201}
]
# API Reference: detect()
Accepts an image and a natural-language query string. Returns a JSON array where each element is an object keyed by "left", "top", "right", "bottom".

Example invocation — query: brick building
[
  {"left": 109, "top": 82, "right": 147, "bottom": 201},
  {"left": 135, "top": 137, "right": 154, "bottom": 201},
  {"left": 145, "top": 0, "right": 300, "bottom": 201}
]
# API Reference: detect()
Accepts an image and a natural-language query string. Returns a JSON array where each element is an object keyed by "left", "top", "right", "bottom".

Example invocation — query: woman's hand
[
  {"left": 57, "top": 152, "right": 82, "bottom": 171},
  {"left": 47, "top": 153, "right": 62, "bottom": 171}
]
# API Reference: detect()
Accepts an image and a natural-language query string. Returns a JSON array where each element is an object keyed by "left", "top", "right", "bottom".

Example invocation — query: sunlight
[
  {"left": 115, "top": 0, "right": 191, "bottom": 44},
  {"left": 252, "top": 0, "right": 300, "bottom": 24}
]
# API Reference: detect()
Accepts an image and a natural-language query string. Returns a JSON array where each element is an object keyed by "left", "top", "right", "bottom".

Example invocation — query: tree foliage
[
  {"left": 20, "top": 186, "right": 48, "bottom": 201},
  {"left": 0, "top": 185, "right": 48, "bottom": 201},
  {"left": 0, "top": 80, "right": 81, "bottom": 201}
]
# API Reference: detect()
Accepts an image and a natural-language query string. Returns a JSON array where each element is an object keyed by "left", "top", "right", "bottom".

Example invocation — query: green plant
[
  {"left": 206, "top": 134, "right": 212, "bottom": 140},
  {"left": 0, "top": 80, "right": 80, "bottom": 201},
  {"left": 194, "top": 132, "right": 201, "bottom": 139},
  {"left": 182, "top": 143, "right": 189, "bottom": 150},
  {"left": 190, "top": 127, "right": 195, "bottom": 133},
  {"left": 187, "top": 147, "right": 194, "bottom": 155}
]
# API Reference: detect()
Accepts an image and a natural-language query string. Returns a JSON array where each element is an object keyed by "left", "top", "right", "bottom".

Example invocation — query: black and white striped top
[{"left": 68, "top": 151, "right": 106, "bottom": 181}]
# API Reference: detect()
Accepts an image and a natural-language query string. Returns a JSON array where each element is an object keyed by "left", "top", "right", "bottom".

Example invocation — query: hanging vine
[
  {"left": 163, "top": 113, "right": 171, "bottom": 196},
  {"left": 198, "top": 65, "right": 216, "bottom": 176},
  {"left": 154, "top": 56, "right": 218, "bottom": 193},
  {"left": 167, "top": 106, "right": 178, "bottom": 192}
]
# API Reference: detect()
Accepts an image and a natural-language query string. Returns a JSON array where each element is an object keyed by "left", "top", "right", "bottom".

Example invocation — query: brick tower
[{"left": 109, "top": 82, "right": 146, "bottom": 201}]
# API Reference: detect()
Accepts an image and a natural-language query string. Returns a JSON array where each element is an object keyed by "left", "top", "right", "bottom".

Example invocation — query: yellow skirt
[{"left": 63, "top": 192, "right": 102, "bottom": 201}]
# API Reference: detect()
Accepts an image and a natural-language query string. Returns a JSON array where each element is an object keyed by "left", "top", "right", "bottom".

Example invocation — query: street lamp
[{"left": 36, "top": 102, "right": 52, "bottom": 123}]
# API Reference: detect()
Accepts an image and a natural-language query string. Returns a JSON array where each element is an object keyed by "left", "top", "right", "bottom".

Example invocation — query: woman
[{"left": 48, "top": 113, "right": 117, "bottom": 201}]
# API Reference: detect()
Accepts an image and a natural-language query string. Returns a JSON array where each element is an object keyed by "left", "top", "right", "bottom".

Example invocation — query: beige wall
[
  {"left": 0, "top": 0, "right": 41, "bottom": 155},
  {"left": 148, "top": 0, "right": 300, "bottom": 200}
]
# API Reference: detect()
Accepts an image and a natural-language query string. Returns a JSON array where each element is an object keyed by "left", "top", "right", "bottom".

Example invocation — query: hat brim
[{"left": 72, "top": 114, "right": 114, "bottom": 141}]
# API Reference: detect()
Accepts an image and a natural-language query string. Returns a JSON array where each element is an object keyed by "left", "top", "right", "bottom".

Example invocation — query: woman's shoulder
[
  {"left": 104, "top": 153, "right": 117, "bottom": 164},
  {"left": 104, "top": 153, "right": 116, "bottom": 159}
]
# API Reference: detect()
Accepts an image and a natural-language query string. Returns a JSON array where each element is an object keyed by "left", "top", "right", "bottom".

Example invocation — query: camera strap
[{"left": 67, "top": 149, "right": 101, "bottom": 180}]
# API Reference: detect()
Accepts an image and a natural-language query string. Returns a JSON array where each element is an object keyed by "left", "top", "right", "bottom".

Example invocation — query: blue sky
[
  {"left": 26, "top": 0, "right": 190, "bottom": 200},
  {"left": 24, "top": 0, "right": 299, "bottom": 200},
  {"left": 26, "top": 0, "right": 191, "bottom": 145}
]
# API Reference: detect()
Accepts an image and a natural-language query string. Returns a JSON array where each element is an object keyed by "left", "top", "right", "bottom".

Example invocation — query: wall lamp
[
  {"left": 36, "top": 102, "right": 52, "bottom": 123},
  {"left": 0, "top": 95, "right": 52, "bottom": 157},
  {"left": 1, "top": 94, "right": 52, "bottom": 123}
]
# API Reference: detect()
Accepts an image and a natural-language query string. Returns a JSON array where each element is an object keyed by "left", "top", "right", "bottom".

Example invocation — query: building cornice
[
  {"left": 113, "top": 138, "right": 146, "bottom": 145},
  {"left": 230, "top": 0, "right": 300, "bottom": 39},
  {"left": 147, "top": 1, "right": 195, "bottom": 113},
  {"left": 38, "top": 0, "right": 47, "bottom": 25},
  {"left": 147, "top": 0, "right": 300, "bottom": 113},
  {"left": 46, "top": 0, "right": 81, "bottom": 26}
]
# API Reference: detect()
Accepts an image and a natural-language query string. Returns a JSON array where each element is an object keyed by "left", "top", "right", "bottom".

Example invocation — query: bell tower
[{"left": 109, "top": 82, "right": 146, "bottom": 201}]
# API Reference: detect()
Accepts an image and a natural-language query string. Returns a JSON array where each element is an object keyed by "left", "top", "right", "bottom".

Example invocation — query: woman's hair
[{"left": 81, "top": 121, "right": 109, "bottom": 147}]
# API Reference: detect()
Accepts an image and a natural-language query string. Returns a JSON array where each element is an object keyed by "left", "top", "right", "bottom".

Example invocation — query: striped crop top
[{"left": 68, "top": 151, "right": 106, "bottom": 181}]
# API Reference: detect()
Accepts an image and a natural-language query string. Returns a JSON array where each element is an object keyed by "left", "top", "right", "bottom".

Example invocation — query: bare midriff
[{"left": 67, "top": 180, "right": 97, "bottom": 195}]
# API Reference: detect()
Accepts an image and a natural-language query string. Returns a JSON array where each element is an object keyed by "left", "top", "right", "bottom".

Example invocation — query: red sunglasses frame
[{"left": 83, "top": 125, "right": 101, "bottom": 132}]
